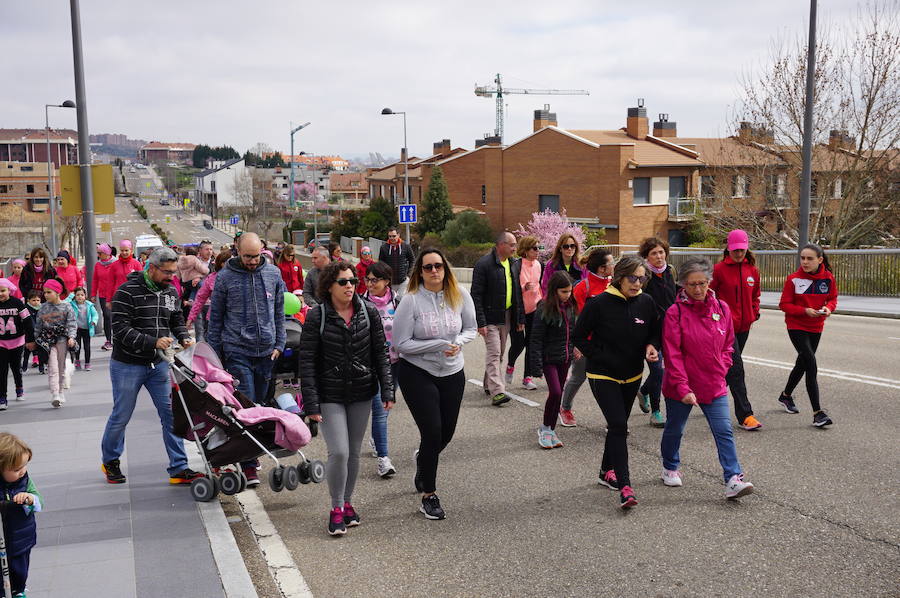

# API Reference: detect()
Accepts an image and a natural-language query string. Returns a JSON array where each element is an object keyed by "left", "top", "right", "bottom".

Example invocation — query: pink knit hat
[
  {"left": 726, "top": 229, "right": 749, "bottom": 251},
  {"left": 44, "top": 279, "right": 63, "bottom": 294},
  {"left": 119, "top": 239, "right": 133, "bottom": 249},
  {"left": 98, "top": 243, "right": 112, "bottom": 255},
  {"left": 12, "top": 259, "right": 26, "bottom": 267},
  {"left": 0, "top": 278, "right": 17, "bottom": 292}
]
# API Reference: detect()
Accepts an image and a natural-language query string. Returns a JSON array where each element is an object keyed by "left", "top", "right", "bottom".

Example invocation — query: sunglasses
[
  {"left": 361, "top": 252, "right": 372, "bottom": 256},
  {"left": 336, "top": 277, "right": 359, "bottom": 286},
  {"left": 562, "top": 243, "right": 578, "bottom": 250},
  {"left": 422, "top": 263, "right": 444, "bottom": 272},
  {"left": 365, "top": 276, "right": 385, "bottom": 283},
  {"left": 625, "top": 274, "right": 650, "bottom": 284}
]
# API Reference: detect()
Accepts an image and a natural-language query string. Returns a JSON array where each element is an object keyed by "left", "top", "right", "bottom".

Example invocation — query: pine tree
[{"left": 417, "top": 166, "right": 454, "bottom": 236}]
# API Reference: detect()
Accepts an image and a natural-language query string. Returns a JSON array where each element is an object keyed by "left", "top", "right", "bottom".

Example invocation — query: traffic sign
[
  {"left": 398, "top": 204, "right": 417, "bottom": 224},
  {"left": 60, "top": 164, "right": 116, "bottom": 216},
  {"left": 229, "top": 216, "right": 239, "bottom": 225}
]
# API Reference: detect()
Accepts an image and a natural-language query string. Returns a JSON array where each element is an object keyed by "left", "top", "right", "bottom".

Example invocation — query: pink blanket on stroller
[{"left": 236, "top": 407, "right": 311, "bottom": 451}]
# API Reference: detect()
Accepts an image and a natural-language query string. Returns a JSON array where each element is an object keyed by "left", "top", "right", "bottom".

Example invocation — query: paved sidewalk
[
  {"left": 1, "top": 338, "right": 247, "bottom": 598},
  {"left": 760, "top": 291, "right": 900, "bottom": 318}
]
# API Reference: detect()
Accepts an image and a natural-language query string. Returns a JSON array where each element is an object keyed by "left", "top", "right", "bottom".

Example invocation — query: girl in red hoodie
[{"left": 778, "top": 244, "right": 838, "bottom": 427}]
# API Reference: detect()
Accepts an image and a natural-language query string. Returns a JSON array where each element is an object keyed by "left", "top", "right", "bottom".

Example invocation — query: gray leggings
[
  {"left": 320, "top": 401, "right": 371, "bottom": 508},
  {"left": 560, "top": 355, "right": 587, "bottom": 411}
]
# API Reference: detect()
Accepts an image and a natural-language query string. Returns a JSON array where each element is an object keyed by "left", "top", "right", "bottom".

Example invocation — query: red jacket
[
  {"left": 91, "top": 260, "right": 115, "bottom": 299},
  {"left": 107, "top": 257, "right": 143, "bottom": 295},
  {"left": 662, "top": 289, "right": 735, "bottom": 404},
  {"left": 277, "top": 260, "right": 304, "bottom": 293},
  {"left": 710, "top": 256, "right": 760, "bottom": 334},
  {"left": 779, "top": 266, "right": 838, "bottom": 333},
  {"left": 355, "top": 260, "right": 373, "bottom": 294},
  {"left": 573, "top": 272, "right": 610, "bottom": 313}
]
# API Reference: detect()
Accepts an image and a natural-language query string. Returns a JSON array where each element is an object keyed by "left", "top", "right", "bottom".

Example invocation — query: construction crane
[{"left": 474, "top": 73, "right": 589, "bottom": 143}]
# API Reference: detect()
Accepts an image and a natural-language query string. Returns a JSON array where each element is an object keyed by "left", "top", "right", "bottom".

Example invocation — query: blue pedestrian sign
[
  {"left": 398, "top": 204, "right": 417, "bottom": 224},
  {"left": 229, "top": 215, "right": 239, "bottom": 225}
]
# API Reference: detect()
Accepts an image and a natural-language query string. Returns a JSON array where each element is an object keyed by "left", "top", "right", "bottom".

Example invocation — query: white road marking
[
  {"left": 743, "top": 355, "right": 900, "bottom": 390},
  {"left": 467, "top": 378, "right": 540, "bottom": 407},
  {"left": 889, "top": 337, "right": 900, "bottom": 341}
]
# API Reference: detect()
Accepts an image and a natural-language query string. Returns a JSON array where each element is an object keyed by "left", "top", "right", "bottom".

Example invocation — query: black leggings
[
  {"left": 784, "top": 330, "right": 822, "bottom": 412},
  {"left": 75, "top": 328, "right": 91, "bottom": 363},
  {"left": 725, "top": 331, "right": 754, "bottom": 421},
  {"left": 396, "top": 359, "right": 466, "bottom": 494},
  {"left": 0, "top": 346, "right": 24, "bottom": 398},
  {"left": 507, "top": 311, "right": 536, "bottom": 377},
  {"left": 99, "top": 297, "right": 112, "bottom": 342},
  {"left": 588, "top": 378, "right": 640, "bottom": 488}
]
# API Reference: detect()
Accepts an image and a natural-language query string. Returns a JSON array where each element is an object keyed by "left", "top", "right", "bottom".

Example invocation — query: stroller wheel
[
  {"left": 308, "top": 460, "right": 326, "bottom": 484},
  {"left": 238, "top": 471, "right": 248, "bottom": 493},
  {"left": 219, "top": 471, "right": 242, "bottom": 495},
  {"left": 190, "top": 477, "right": 218, "bottom": 502},
  {"left": 283, "top": 465, "right": 300, "bottom": 491},
  {"left": 297, "top": 461, "right": 312, "bottom": 485},
  {"left": 268, "top": 466, "right": 285, "bottom": 492}
]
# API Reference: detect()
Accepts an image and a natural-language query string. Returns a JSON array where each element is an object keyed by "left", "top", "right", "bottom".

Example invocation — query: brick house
[
  {"left": 0, "top": 161, "right": 55, "bottom": 212},
  {"left": 139, "top": 142, "right": 196, "bottom": 164},
  {"left": 0, "top": 129, "right": 78, "bottom": 168}
]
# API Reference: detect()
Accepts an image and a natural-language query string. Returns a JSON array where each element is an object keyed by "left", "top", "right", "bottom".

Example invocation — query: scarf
[
  {"left": 143, "top": 270, "right": 160, "bottom": 292},
  {"left": 34, "top": 265, "right": 44, "bottom": 273},
  {"left": 646, "top": 261, "right": 667, "bottom": 275},
  {"left": 366, "top": 289, "right": 394, "bottom": 309}
]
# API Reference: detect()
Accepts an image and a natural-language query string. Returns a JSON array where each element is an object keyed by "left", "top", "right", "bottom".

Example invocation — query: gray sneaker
[
  {"left": 377, "top": 456, "right": 396, "bottom": 478},
  {"left": 504, "top": 366, "right": 514, "bottom": 386}
]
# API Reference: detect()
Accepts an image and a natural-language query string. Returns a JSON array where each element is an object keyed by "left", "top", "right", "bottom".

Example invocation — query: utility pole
[
  {"left": 288, "top": 121, "right": 310, "bottom": 209},
  {"left": 798, "top": 0, "right": 817, "bottom": 252}
]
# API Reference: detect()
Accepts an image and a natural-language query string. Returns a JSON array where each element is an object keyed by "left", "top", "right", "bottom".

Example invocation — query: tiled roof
[
  {"left": 195, "top": 158, "right": 242, "bottom": 178},
  {"left": 568, "top": 129, "right": 702, "bottom": 167},
  {"left": 141, "top": 141, "right": 196, "bottom": 150},
  {"left": 671, "top": 137, "right": 785, "bottom": 168},
  {"left": 0, "top": 128, "right": 78, "bottom": 142}
]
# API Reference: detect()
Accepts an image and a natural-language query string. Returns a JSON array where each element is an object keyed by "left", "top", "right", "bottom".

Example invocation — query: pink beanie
[
  {"left": 361, "top": 246, "right": 372, "bottom": 254},
  {"left": 12, "top": 259, "right": 26, "bottom": 267},
  {"left": 44, "top": 279, "right": 63, "bottom": 294},
  {"left": 726, "top": 229, "right": 750, "bottom": 251},
  {"left": 119, "top": 240, "right": 133, "bottom": 249},
  {"left": 0, "top": 278, "right": 17, "bottom": 292},
  {"left": 98, "top": 243, "right": 112, "bottom": 255}
]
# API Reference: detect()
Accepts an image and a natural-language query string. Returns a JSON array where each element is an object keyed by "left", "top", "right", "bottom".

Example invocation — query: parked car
[
  {"left": 203, "top": 220, "right": 213, "bottom": 230},
  {"left": 159, "top": 198, "right": 170, "bottom": 206}
]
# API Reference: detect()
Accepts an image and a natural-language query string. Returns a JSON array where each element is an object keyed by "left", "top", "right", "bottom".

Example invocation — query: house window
[
  {"left": 538, "top": 194, "right": 560, "bottom": 212},
  {"left": 732, "top": 175, "right": 751, "bottom": 198},
  {"left": 766, "top": 174, "right": 786, "bottom": 202},
  {"left": 21, "top": 166, "right": 33, "bottom": 172},
  {"left": 210, "top": 181, "right": 216, "bottom": 192},
  {"left": 633, "top": 178, "right": 650, "bottom": 204},
  {"left": 700, "top": 176, "right": 715, "bottom": 198},
  {"left": 0, "top": 185, "right": 7, "bottom": 193},
  {"left": 481, "top": 185, "right": 486, "bottom": 206},
  {"left": 669, "top": 176, "right": 687, "bottom": 200},
  {"left": 26, "top": 184, "right": 34, "bottom": 194},
  {"left": 810, "top": 178, "right": 819, "bottom": 198},
  {"left": 831, "top": 177, "right": 843, "bottom": 199}
]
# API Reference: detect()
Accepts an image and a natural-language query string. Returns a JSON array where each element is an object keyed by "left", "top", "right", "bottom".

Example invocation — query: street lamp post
[
  {"left": 289, "top": 121, "right": 310, "bottom": 209},
  {"left": 798, "top": 0, "right": 817, "bottom": 252},
  {"left": 45, "top": 100, "right": 76, "bottom": 256},
  {"left": 381, "top": 108, "right": 409, "bottom": 243}
]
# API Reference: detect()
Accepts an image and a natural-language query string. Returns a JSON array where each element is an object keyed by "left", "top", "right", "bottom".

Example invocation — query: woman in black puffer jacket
[{"left": 298, "top": 261, "right": 393, "bottom": 536}]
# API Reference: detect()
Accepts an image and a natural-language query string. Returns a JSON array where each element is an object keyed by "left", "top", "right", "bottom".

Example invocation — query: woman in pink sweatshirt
[
  {"left": 660, "top": 257, "right": 754, "bottom": 501},
  {"left": 506, "top": 236, "right": 543, "bottom": 390}
]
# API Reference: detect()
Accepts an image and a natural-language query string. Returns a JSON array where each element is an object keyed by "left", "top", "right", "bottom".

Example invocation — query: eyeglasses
[
  {"left": 284, "top": 253, "right": 294, "bottom": 257},
  {"left": 562, "top": 243, "right": 578, "bottom": 250},
  {"left": 335, "top": 277, "right": 359, "bottom": 286},
  {"left": 685, "top": 281, "right": 709, "bottom": 288},
  {"left": 158, "top": 268, "right": 178, "bottom": 276},
  {"left": 365, "top": 276, "right": 384, "bottom": 284},
  {"left": 422, "top": 263, "right": 444, "bottom": 272},
  {"left": 527, "top": 246, "right": 539, "bottom": 251},
  {"left": 625, "top": 274, "right": 650, "bottom": 284}
]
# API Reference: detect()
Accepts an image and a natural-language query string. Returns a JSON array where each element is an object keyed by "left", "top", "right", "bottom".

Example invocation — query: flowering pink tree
[{"left": 514, "top": 208, "right": 586, "bottom": 261}]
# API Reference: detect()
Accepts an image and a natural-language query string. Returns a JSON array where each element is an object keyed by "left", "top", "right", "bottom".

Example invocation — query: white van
[{"left": 134, "top": 234, "right": 164, "bottom": 256}]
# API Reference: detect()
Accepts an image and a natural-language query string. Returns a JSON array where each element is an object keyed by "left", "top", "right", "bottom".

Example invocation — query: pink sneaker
[{"left": 559, "top": 409, "right": 576, "bottom": 427}]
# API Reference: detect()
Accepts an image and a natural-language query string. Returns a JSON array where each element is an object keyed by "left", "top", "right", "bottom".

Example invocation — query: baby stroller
[
  {"left": 165, "top": 342, "right": 326, "bottom": 502},
  {"left": 265, "top": 318, "right": 319, "bottom": 437}
]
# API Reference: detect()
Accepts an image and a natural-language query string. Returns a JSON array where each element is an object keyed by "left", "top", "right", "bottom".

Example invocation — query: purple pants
[{"left": 542, "top": 361, "right": 571, "bottom": 428}]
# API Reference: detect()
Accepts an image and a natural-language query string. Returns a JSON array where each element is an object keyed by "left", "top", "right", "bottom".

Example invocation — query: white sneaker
[
  {"left": 522, "top": 377, "right": 537, "bottom": 390},
  {"left": 661, "top": 469, "right": 683, "bottom": 487},
  {"left": 504, "top": 367, "right": 514, "bottom": 386},
  {"left": 377, "top": 456, "right": 396, "bottom": 478},
  {"left": 725, "top": 474, "right": 754, "bottom": 499},
  {"left": 51, "top": 394, "right": 63, "bottom": 408}
]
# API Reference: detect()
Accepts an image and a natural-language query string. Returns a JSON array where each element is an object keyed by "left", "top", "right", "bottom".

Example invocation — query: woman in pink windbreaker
[
  {"left": 659, "top": 257, "right": 754, "bottom": 501},
  {"left": 187, "top": 250, "right": 230, "bottom": 329}
]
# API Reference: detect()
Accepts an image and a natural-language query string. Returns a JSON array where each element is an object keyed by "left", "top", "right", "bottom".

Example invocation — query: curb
[{"left": 199, "top": 500, "right": 260, "bottom": 598}]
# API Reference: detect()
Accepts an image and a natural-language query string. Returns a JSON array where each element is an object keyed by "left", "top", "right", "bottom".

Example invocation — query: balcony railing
[{"left": 668, "top": 197, "right": 723, "bottom": 221}]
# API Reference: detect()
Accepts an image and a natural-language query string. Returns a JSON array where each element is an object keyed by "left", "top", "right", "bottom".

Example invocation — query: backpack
[{"left": 319, "top": 301, "right": 370, "bottom": 336}]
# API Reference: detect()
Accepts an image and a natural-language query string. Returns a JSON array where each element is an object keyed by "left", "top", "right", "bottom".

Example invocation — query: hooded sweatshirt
[
  {"left": 363, "top": 289, "right": 400, "bottom": 363},
  {"left": 278, "top": 259, "right": 304, "bottom": 293},
  {"left": 108, "top": 255, "right": 143, "bottom": 295},
  {"left": 355, "top": 258, "right": 373, "bottom": 295},
  {"left": 662, "top": 289, "right": 735, "bottom": 404},
  {"left": 573, "top": 272, "right": 611, "bottom": 313},
  {"left": 710, "top": 255, "right": 760, "bottom": 334},
  {"left": 91, "top": 257, "right": 116, "bottom": 299},
  {"left": 55, "top": 264, "right": 84, "bottom": 294},
  {"left": 779, "top": 265, "right": 838, "bottom": 333},
  {"left": 176, "top": 254, "right": 210, "bottom": 285},
  {"left": 392, "top": 286, "right": 478, "bottom": 377},
  {"left": 110, "top": 271, "right": 189, "bottom": 365},
  {"left": 207, "top": 255, "right": 286, "bottom": 358},
  {"left": 34, "top": 300, "right": 76, "bottom": 350}
]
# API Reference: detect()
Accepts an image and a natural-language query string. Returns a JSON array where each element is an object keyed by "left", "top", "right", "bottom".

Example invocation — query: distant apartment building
[
  {"left": 0, "top": 161, "right": 55, "bottom": 212},
  {"left": 139, "top": 141, "right": 196, "bottom": 164},
  {"left": 329, "top": 172, "right": 368, "bottom": 203},
  {"left": 90, "top": 133, "right": 146, "bottom": 151},
  {"left": 0, "top": 128, "right": 78, "bottom": 169},
  {"left": 280, "top": 154, "right": 350, "bottom": 171},
  {"left": 193, "top": 158, "right": 247, "bottom": 219}
]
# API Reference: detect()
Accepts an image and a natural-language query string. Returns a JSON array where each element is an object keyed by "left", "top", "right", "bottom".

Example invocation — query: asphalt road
[{"left": 248, "top": 312, "right": 900, "bottom": 598}]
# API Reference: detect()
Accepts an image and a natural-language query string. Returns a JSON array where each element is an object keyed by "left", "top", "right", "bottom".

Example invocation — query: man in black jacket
[
  {"left": 100, "top": 247, "right": 203, "bottom": 486},
  {"left": 470, "top": 231, "right": 525, "bottom": 406},
  {"left": 378, "top": 227, "right": 415, "bottom": 295}
]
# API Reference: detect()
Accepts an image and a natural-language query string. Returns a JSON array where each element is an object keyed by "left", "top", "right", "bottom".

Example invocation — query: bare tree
[{"left": 230, "top": 168, "right": 279, "bottom": 237}]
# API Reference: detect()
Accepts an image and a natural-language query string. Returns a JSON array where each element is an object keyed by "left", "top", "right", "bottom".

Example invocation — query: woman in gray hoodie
[{"left": 393, "top": 248, "right": 477, "bottom": 521}]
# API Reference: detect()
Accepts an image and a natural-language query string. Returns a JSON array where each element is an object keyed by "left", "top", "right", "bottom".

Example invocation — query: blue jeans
[
  {"left": 660, "top": 395, "right": 742, "bottom": 482},
  {"left": 102, "top": 359, "right": 188, "bottom": 476},
  {"left": 223, "top": 352, "right": 274, "bottom": 404},
  {"left": 370, "top": 362, "right": 397, "bottom": 458}
]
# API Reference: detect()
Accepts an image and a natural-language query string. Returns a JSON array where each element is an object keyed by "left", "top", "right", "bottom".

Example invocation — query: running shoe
[
  {"left": 538, "top": 429, "right": 554, "bottom": 449},
  {"left": 522, "top": 377, "right": 537, "bottom": 391},
  {"left": 637, "top": 392, "right": 651, "bottom": 413},
  {"left": 328, "top": 507, "right": 346, "bottom": 536},
  {"left": 342, "top": 503, "right": 360, "bottom": 527},
  {"left": 242, "top": 466, "right": 261, "bottom": 488},
  {"left": 15, "top": 388, "right": 24, "bottom": 401},
  {"left": 550, "top": 429, "right": 563, "bottom": 448},
  {"left": 504, "top": 366, "right": 514, "bottom": 386},
  {"left": 74, "top": 359, "right": 81, "bottom": 370},
  {"left": 740, "top": 415, "right": 763, "bottom": 431},
  {"left": 661, "top": 469, "right": 683, "bottom": 487},
  {"left": 650, "top": 410, "right": 665, "bottom": 427},
  {"left": 102, "top": 459, "right": 126, "bottom": 484},
  {"left": 619, "top": 486, "right": 638, "bottom": 509},
  {"left": 598, "top": 469, "right": 619, "bottom": 490},
  {"left": 51, "top": 394, "right": 64, "bottom": 408},
  {"left": 377, "top": 456, "right": 396, "bottom": 478},
  {"left": 169, "top": 468, "right": 205, "bottom": 485},
  {"left": 0, "top": 398, "right": 7, "bottom": 411},
  {"left": 102, "top": 341, "right": 112, "bottom": 351},
  {"left": 491, "top": 393, "right": 510, "bottom": 407},
  {"left": 813, "top": 410, "right": 833, "bottom": 427},
  {"left": 420, "top": 494, "right": 445, "bottom": 520},
  {"left": 558, "top": 409, "right": 577, "bottom": 427},
  {"left": 725, "top": 474, "right": 754, "bottom": 499},
  {"left": 38, "top": 365, "right": 45, "bottom": 375},
  {"left": 84, "top": 363, "right": 91, "bottom": 371},
  {"left": 778, "top": 393, "right": 799, "bottom": 414}
]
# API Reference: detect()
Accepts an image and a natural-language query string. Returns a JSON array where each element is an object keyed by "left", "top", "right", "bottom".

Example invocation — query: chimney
[
  {"left": 475, "top": 134, "right": 502, "bottom": 147},
  {"left": 828, "top": 129, "right": 855, "bottom": 151},
  {"left": 533, "top": 104, "right": 558, "bottom": 132},
  {"left": 653, "top": 113, "right": 677, "bottom": 138},
  {"left": 626, "top": 99, "right": 649, "bottom": 139},
  {"left": 737, "top": 121, "right": 775, "bottom": 144},
  {"left": 433, "top": 139, "right": 452, "bottom": 157}
]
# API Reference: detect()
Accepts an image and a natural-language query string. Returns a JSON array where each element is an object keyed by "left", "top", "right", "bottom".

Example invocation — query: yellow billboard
[{"left": 60, "top": 164, "right": 116, "bottom": 216}]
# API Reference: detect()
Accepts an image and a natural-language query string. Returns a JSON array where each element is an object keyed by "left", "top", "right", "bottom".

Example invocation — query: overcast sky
[{"left": 2, "top": 1, "right": 864, "bottom": 159}]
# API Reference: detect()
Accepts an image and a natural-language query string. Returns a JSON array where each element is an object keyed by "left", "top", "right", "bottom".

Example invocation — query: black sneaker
[
  {"left": 598, "top": 469, "right": 620, "bottom": 490},
  {"left": 328, "top": 507, "right": 346, "bottom": 536},
  {"left": 491, "top": 393, "right": 510, "bottom": 407},
  {"left": 813, "top": 410, "right": 833, "bottom": 427},
  {"left": 342, "top": 503, "right": 360, "bottom": 527},
  {"left": 420, "top": 494, "right": 445, "bottom": 520},
  {"left": 102, "top": 459, "right": 126, "bottom": 484},
  {"left": 169, "top": 468, "right": 205, "bottom": 485},
  {"left": 619, "top": 485, "right": 638, "bottom": 509},
  {"left": 778, "top": 394, "right": 800, "bottom": 414}
]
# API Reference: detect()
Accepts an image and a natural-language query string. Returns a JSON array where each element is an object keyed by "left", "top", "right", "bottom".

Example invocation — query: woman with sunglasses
[
  {"left": 356, "top": 246, "right": 375, "bottom": 294},
  {"left": 276, "top": 243, "right": 304, "bottom": 294},
  {"left": 393, "top": 249, "right": 477, "bottom": 520},
  {"left": 573, "top": 255, "right": 661, "bottom": 509},
  {"left": 540, "top": 234, "right": 584, "bottom": 295},
  {"left": 299, "top": 261, "right": 393, "bottom": 536},
  {"left": 506, "top": 236, "right": 543, "bottom": 391}
]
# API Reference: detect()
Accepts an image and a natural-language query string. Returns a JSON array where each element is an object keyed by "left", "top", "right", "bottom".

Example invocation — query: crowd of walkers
[{"left": 0, "top": 225, "right": 840, "bottom": 548}]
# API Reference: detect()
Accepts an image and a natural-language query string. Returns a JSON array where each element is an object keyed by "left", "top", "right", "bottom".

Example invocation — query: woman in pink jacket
[{"left": 660, "top": 257, "right": 754, "bottom": 501}]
